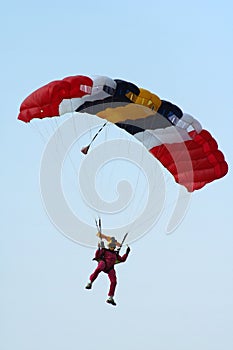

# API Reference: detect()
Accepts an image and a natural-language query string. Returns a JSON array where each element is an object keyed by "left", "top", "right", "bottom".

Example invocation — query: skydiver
[{"left": 85, "top": 235, "right": 130, "bottom": 306}]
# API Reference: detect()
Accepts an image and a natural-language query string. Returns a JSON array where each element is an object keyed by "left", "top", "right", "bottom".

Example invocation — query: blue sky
[{"left": 1, "top": 1, "right": 233, "bottom": 349}]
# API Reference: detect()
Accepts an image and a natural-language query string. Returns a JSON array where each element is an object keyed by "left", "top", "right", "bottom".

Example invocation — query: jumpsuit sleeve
[{"left": 116, "top": 250, "right": 129, "bottom": 263}]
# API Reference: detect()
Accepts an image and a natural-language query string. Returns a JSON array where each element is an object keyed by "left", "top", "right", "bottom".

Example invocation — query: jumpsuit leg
[
  {"left": 90, "top": 261, "right": 106, "bottom": 283},
  {"left": 107, "top": 268, "right": 117, "bottom": 296}
]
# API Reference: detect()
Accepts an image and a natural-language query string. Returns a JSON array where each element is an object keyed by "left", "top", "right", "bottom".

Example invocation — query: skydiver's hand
[{"left": 126, "top": 246, "right": 131, "bottom": 255}]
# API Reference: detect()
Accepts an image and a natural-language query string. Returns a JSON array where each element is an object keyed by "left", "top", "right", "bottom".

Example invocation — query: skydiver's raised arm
[{"left": 96, "top": 232, "right": 121, "bottom": 247}]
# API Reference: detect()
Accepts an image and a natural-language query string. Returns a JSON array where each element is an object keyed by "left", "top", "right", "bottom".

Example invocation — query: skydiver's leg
[
  {"left": 89, "top": 260, "right": 106, "bottom": 283},
  {"left": 107, "top": 268, "right": 117, "bottom": 297}
]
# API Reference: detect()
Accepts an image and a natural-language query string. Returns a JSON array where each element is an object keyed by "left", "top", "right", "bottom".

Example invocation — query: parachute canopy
[{"left": 18, "top": 75, "right": 228, "bottom": 192}]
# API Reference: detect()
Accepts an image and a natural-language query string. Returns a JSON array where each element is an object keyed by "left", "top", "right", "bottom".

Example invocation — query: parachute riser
[
  {"left": 117, "top": 232, "right": 129, "bottom": 254},
  {"left": 95, "top": 218, "right": 104, "bottom": 247}
]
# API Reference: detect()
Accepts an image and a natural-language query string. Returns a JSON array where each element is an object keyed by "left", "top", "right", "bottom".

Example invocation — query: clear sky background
[{"left": 1, "top": 1, "right": 233, "bottom": 349}]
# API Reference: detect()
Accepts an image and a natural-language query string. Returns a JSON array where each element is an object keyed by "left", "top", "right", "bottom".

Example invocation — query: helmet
[{"left": 108, "top": 237, "right": 117, "bottom": 250}]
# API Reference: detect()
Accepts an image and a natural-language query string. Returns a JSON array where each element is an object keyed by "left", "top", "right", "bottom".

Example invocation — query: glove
[{"left": 126, "top": 246, "right": 131, "bottom": 255}]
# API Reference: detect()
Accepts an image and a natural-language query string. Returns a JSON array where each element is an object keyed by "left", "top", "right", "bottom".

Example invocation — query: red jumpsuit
[{"left": 90, "top": 248, "right": 129, "bottom": 296}]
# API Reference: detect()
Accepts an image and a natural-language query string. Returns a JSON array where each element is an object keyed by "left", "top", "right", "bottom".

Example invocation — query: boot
[
  {"left": 106, "top": 296, "right": 116, "bottom": 306},
  {"left": 85, "top": 282, "right": 92, "bottom": 289}
]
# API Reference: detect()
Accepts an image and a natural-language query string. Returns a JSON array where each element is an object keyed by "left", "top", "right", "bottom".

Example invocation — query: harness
[{"left": 93, "top": 248, "right": 119, "bottom": 273}]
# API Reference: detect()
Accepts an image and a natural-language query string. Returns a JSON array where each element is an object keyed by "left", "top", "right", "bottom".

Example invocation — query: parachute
[{"left": 18, "top": 75, "right": 228, "bottom": 192}]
